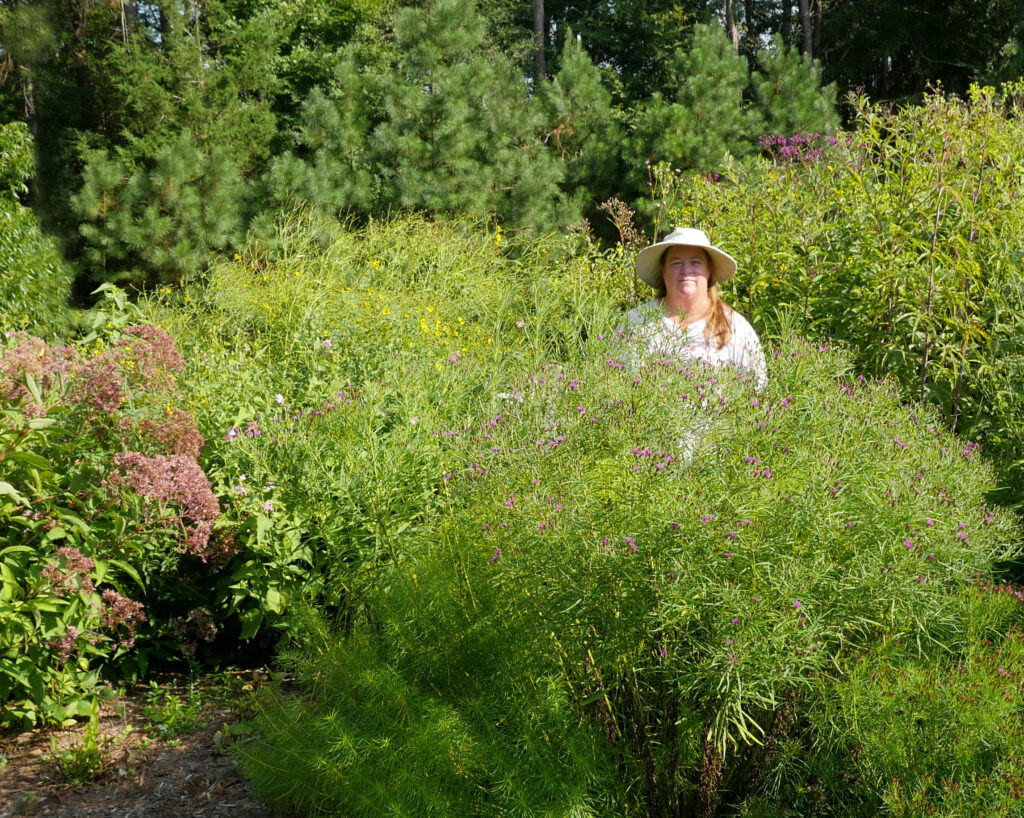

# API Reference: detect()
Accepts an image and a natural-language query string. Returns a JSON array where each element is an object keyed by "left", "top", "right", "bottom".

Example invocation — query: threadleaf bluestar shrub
[{"left": 234, "top": 330, "right": 1022, "bottom": 816}]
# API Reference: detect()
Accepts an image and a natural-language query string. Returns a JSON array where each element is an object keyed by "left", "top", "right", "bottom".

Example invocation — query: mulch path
[{"left": 0, "top": 672, "right": 286, "bottom": 818}]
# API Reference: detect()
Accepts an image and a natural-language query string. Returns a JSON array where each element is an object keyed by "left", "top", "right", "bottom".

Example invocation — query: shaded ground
[{"left": 0, "top": 671, "right": 284, "bottom": 818}]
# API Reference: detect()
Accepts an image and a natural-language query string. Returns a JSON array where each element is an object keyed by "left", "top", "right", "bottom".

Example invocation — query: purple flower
[
  {"left": 793, "top": 601, "right": 802, "bottom": 609},
  {"left": 489, "top": 547, "right": 502, "bottom": 563},
  {"left": 731, "top": 618, "right": 740, "bottom": 625}
]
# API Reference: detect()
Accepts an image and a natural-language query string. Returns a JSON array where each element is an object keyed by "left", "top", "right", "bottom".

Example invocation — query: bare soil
[{"left": 0, "top": 671, "right": 285, "bottom": 818}]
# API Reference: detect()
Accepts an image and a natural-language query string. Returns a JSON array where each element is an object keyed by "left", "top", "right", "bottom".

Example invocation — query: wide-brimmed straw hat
[{"left": 634, "top": 227, "right": 737, "bottom": 289}]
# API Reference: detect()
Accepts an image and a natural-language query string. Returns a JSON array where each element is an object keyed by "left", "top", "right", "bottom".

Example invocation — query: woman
[{"left": 626, "top": 227, "right": 767, "bottom": 391}]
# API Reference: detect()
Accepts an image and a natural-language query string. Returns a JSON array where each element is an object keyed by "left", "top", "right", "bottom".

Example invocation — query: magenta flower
[{"left": 793, "top": 601, "right": 802, "bottom": 609}]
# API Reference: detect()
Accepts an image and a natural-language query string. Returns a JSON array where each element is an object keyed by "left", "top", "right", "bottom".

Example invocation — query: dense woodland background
[{"left": 2, "top": 0, "right": 1023, "bottom": 293}]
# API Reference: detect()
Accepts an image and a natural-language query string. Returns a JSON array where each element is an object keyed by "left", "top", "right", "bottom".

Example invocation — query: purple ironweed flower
[
  {"left": 728, "top": 531, "right": 738, "bottom": 538},
  {"left": 671, "top": 523, "right": 679, "bottom": 530},
  {"left": 724, "top": 552, "right": 733, "bottom": 558},
  {"left": 731, "top": 618, "right": 740, "bottom": 625},
  {"left": 793, "top": 600, "right": 802, "bottom": 609},
  {"left": 753, "top": 597, "right": 760, "bottom": 603},
  {"left": 625, "top": 537, "right": 634, "bottom": 545},
  {"left": 490, "top": 547, "right": 502, "bottom": 563},
  {"left": 905, "top": 540, "right": 914, "bottom": 550},
  {"left": 245, "top": 421, "right": 261, "bottom": 437}
]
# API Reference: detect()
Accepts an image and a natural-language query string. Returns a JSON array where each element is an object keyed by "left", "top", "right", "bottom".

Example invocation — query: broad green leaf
[{"left": 0, "top": 481, "right": 29, "bottom": 505}]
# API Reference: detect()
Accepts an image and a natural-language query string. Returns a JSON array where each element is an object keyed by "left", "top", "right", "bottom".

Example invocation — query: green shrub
[
  {"left": 0, "top": 287, "right": 225, "bottom": 726},
  {"left": 0, "top": 121, "right": 74, "bottom": 335}
]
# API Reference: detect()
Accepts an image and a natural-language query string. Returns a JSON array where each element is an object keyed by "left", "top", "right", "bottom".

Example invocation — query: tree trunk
[
  {"left": 813, "top": 0, "right": 823, "bottom": 58},
  {"left": 782, "top": 0, "right": 792, "bottom": 43},
  {"left": 743, "top": 0, "right": 755, "bottom": 66},
  {"left": 533, "top": 0, "right": 545, "bottom": 84},
  {"left": 798, "top": 0, "right": 812, "bottom": 57},
  {"left": 726, "top": 0, "right": 740, "bottom": 52}
]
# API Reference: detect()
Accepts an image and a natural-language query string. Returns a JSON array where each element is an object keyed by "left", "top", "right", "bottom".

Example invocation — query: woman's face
[{"left": 661, "top": 245, "right": 712, "bottom": 300}]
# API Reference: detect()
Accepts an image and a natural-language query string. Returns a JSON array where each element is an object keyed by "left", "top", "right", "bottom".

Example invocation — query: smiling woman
[{"left": 626, "top": 227, "right": 767, "bottom": 391}]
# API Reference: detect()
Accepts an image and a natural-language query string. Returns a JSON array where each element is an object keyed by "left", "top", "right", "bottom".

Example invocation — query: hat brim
[{"left": 635, "top": 241, "right": 737, "bottom": 289}]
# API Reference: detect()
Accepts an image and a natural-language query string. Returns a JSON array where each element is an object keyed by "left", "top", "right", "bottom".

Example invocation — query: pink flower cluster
[
  {"left": 100, "top": 589, "right": 147, "bottom": 648},
  {"left": 0, "top": 333, "right": 76, "bottom": 410},
  {"left": 51, "top": 625, "right": 80, "bottom": 662},
  {"left": 118, "top": 325, "right": 185, "bottom": 390},
  {"left": 108, "top": 452, "right": 224, "bottom": 560},
  {"left": 139, "top": 408, "right": 205, "bottom": 459},
  {"left": 42, "top": 546, "right": 96, "bottom": 596}
]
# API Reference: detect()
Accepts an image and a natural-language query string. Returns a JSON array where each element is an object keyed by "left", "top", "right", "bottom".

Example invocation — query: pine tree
[
  {"left": 73, "top": 132, "right": 245, "bottom": 287},
  {"left": 270, "top": 0, "right": 575, "bottom": 233},
  {"left": 627, "top": 22, "right": 761, "bottom": 187},
  {"left": 752, "top": 34, "right": 839, "bottom": 137},
  {"left": 538, "top": 28, "right": 623, "bottom": 211}
]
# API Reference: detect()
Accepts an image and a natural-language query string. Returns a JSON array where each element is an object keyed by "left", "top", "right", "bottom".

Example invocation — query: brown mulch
[{"left": 0, "top": 672, "right": 286, "bottom": 818}]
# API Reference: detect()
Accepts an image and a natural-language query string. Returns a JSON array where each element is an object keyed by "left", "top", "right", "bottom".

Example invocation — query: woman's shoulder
[
  {"left": 625, "top": 298, "right": 664, "bottom": 326},
  {"left": 727, "top": 306, "right": 759, "bottom": 337}
]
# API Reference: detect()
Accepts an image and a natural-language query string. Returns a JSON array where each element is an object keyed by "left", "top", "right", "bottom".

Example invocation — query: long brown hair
[{"left": 655, "top": 249, "right": 734, "bottom": 350}]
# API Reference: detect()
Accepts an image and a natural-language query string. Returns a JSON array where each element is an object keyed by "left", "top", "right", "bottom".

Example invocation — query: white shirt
[{"left": 624, "top": 297, "right": 768, "bottom": 391}]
